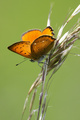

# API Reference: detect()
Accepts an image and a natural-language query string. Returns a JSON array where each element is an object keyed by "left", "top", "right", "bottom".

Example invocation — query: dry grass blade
[
  {"left": 27, "top": 109, "right": 38, "bottom": 120},
  {"left": 37, "top": 59, "right": 48, "bottom": 120},
  {"left": 29, "top": 88, "right": 37, "bottom": 112},
  {"left": 21, "top": 5, "right": 80, "bottom": 120}
]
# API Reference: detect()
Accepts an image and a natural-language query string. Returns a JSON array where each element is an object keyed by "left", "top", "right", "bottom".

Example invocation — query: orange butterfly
[{"left": 8, "top": 26, "right": 56, "bottom": 62}]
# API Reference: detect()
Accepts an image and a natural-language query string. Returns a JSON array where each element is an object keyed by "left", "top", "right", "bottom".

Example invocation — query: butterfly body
[{"left": 8, "top": 26, "right": 56, "bottom": 62}]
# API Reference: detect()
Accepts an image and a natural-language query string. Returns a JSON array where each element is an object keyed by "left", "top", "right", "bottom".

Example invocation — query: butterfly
[{"left": 8, "top": 26, "right": 56, "bottom": 62}]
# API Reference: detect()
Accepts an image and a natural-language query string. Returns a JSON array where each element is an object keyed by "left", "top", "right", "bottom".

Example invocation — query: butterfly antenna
[{"left": 16, "top": 58, "right": 28, "bottom": 66}]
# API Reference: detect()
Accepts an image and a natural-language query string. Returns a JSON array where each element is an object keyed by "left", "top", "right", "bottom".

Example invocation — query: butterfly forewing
[
  {"left": 21, "top": 30, "right": 41, "bottom": 43},
  {"left": 31, "top": 35, "right": 55, "bottom": 60},
  {"left": 8, "top": 41, "right": 32, "bottom": 58}
]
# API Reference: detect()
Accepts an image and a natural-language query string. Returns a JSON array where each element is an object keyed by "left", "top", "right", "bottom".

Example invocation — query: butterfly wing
[
  {"left": 41, "top": 26, "right": 54, "bottom": 36},
  {"left": 31, "top": 35, "right": 55, "bottom": 60},
  {"left": 8, "top": 41, "right": 32, "bottom": 59},
  {"left": 21, "top": 26, "right": 54, "bottom": 43},
  {"left": 21, "top": 29, "right": 42, "bottom": 43}
]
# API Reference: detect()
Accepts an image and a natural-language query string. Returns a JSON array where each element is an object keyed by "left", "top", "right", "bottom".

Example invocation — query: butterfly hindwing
[
  {"left": 42, "top": 26, "right": 54, "bottom": 36},
  {"left": 31, "top": 35, "right": 55, "bottom": 60}
]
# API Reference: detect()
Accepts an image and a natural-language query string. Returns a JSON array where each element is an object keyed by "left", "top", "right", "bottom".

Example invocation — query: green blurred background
[{"left": 0, "top": 0, "right": 80, "bottom": 120}]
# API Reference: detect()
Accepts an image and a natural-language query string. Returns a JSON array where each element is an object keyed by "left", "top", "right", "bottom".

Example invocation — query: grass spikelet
[{"left": 22, "top": 5, "right": 80, "bottom": 120}]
